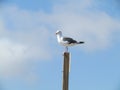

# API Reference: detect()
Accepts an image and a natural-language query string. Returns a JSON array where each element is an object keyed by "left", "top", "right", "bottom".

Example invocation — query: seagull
[{"left": 56, "top": 30, "right": 84, "bottom": 52}]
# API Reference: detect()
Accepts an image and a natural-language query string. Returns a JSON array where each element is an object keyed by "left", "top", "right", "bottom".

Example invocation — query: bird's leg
[
  {"left": 65, "top": 46, "right": 68, "bottom": 52},
  {"left": 67, "top": 47, "right": 68, "bottom": 52}
]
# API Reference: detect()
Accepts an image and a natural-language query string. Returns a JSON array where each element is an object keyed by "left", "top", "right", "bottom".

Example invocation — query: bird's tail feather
[{"left": 77, "top": 41, "right": 84, "bottom": 44}]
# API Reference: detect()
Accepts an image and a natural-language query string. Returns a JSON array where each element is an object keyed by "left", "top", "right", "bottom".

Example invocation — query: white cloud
[
  {"left": 0, "top": 7, "right": 52, "bottom": 77},
  {"left": 51, "top": 11, "right": 120, "bottom": 50},
  {"left": 0, "top": 0, "right": 120, "bottom": 77},
  {"left": 0, "top": 38, "right": 27, "bottom": 76},
  {"left": 50, "top": 0, "right": 120, "bottom": 51}
]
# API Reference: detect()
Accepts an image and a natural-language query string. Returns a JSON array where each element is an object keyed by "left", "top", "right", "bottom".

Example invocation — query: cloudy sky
[{"left": 0, "top": 0, "right": 120, "bottom": 90}]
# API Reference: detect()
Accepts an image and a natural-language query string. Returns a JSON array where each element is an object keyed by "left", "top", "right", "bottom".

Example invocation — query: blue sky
[{"left": 0, "top": 0, "right": 120, "bottom": 90}]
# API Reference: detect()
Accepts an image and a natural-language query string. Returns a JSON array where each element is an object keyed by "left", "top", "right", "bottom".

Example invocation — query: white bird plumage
[{"left": 56, "top": 30, "right": 84, "bottom": 52}]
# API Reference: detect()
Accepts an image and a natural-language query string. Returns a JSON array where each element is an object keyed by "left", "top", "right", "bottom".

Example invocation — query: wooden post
[{"left": 62, "top": 52, "right": 70, "bottom": 90}]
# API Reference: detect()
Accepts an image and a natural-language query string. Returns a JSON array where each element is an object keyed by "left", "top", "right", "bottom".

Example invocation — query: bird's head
[{"left": 55, "top": 30, "right": 62, "bottom": 35}]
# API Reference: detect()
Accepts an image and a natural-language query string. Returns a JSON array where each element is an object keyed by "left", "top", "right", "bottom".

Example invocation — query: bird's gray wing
[{"left": 63, "top": 37, "right": 77, "bottom": 44}]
